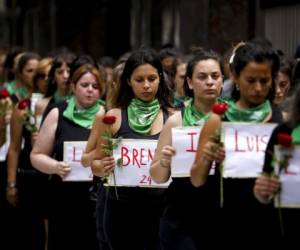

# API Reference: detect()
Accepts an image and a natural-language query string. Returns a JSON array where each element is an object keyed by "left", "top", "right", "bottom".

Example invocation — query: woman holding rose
[
  {"left": 254, "top": 84, "right": 300, "bottom": 241},
  {"left": 150, "top": 48, "right": 224, "bottom": 249},
  {"left": 89, "top": 49, "right": 173, "bottom": 250},
  {"left": 191, "top": 41, "right": 283, "bottom": 245}
]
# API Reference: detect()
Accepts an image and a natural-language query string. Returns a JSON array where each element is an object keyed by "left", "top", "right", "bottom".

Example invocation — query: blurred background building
[{"left": 0, "top": 0, "right": 299, "bottom": 59}]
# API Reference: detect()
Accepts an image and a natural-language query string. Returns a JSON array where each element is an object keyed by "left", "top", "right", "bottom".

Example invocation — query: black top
[
  {"left": 222, "top": 104, "right": 283, "bottom": 208},
  {"left": 52, "top": 101, "right": 90, "bottom": 161},
  {"left": 164, "top": 107, "right": 220, "bottom": 234},
  {"left": 51, "top": 101, "right": 91, "bottom": 183},
  {"left": 107, "top": 108, "right": 169, "bottom": 201}
]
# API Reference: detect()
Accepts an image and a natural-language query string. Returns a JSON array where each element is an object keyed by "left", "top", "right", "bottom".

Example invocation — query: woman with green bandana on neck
[
  {"left": 150, "top": 48, "right": 223, "bottom": 250},
  {"left": 5, "top": 52, "right": 41, "bottom": 250},
  {"left": 37, "top": 52, "right": 75, "bottom": 124},
  {"left": 191, "top": 41, "right": 283, "bottom": 247},
  {"left": 89, "top": 49, "right": 173, "bottom": 250},
  {"left": 30, "top": 64, "right": 104, "bottom": 250},
  {"left": 254, "top": 85, "right": 300, "bottom": 242},
  {"left": 6, "top": 52, "right": 40, "bottom": 103}
]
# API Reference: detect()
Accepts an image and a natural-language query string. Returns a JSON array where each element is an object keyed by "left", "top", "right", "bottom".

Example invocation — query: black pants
[{"left": 99, "top": 190, "right": 163, "bottom": 250}]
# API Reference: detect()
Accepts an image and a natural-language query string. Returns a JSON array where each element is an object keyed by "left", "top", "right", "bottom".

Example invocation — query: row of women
[{"left": 1, "top": 40, "right": 299, "bottom": 250}]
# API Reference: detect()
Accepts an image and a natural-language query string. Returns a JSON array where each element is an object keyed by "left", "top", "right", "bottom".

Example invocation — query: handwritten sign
[
  {"left": 63, "top": 141, "right": 93, "bottom": 181},
  {"left": 223, "top": 122, "right": 277, "bottom": 178},
  {"left": 109, "top": 139, "right": 170, "bottom": 187},
  {"left": 275, "top": 145, "right": 300, "bottom": 208},
  {"left": 171, "top": 126, "right": 203, "bottom": 177}
]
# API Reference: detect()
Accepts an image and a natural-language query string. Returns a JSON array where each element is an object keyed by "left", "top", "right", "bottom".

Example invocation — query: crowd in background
[{"left": 0, "top": 38, "right": 299, "bottom": 249}]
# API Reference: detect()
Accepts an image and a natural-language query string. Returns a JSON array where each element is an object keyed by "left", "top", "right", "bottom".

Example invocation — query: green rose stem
[
  {"left": 211, "top": 102, "right": 228, "bottom": 208},
  {"left": 102, "top": 115, "right": 122, "bottom": 200}
]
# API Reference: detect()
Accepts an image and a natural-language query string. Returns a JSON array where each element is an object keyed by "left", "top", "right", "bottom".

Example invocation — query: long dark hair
[
  {"left": 115, "top": 49, "right": 172, "bottom": 113},
  {"left": 45, "top": 52, "right": 76, "bottom": 97},
  {"left": 289, "top": 84, "right": 300, "bottom": 128},
  {"left": 230, "top": 42, "right": 280, "bottom": 101}
]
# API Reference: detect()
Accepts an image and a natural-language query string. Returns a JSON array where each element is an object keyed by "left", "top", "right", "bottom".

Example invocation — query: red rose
[
  {"left": 102, "top": 115, "right": 116, "bottom": 125},
  {"left": 0, "top": 89, "right": 10, "bottom": 99},
  {"left": 18, "top": 99, "right": 30, "bottom": 110},
  {"left": 277, "top": 133, "right": 293, "bottom": 148},
  {"left": 212, "top": 102, "right": 228, "bottom": 116}
]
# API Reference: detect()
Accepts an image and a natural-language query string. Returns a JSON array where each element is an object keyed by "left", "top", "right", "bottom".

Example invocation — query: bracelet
[
  {"left": 6, "top": 182, "right": 17, "bottom": 191},
  {"left": 159, "top": 159, "right": 170, "bottom": 169}
]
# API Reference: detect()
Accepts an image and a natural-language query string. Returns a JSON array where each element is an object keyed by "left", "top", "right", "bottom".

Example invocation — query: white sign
[
  {"left": 109, "top": 139, "right": 169, "bottom": 187},
  {"left": 30, "top": 93, "right": 44, "bottom": 125},
  {"left": 275, "top": 145, "right": 300, "bottom": 208},
  {"left": 63, "top": 141, "right": 93, "bottom": 181},
  {"left": 171, "top": 126, "right": 203, "bottom": 177},
  {"left": 223, "top": 122, "right": 277, "bottom": 178},
  {"left": 0, "top": 124, "right": 9, "bottom": 161}
]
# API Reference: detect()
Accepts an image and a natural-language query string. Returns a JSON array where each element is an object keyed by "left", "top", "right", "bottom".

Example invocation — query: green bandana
[
  {"left": 225, "top": 99, "right": 271, "bottom": 122},
  {"left": 54, "top": 90, "right": 71, "bottom": 103},
  {"left": 292, "top": 125, "right": 300, "bottom": 145},
  {"left": 127, "top": 98, "right": 160, "bottom": 134},
  {"left": 7, "top": 80, "right": 29, "bottom": 99},
  {"left": 63, "top": 96, "right": 102, "bottom": 128},
  {"left": 173, "top": 95, "right": 190, "bottom": 107},
  {"left": 182, "top": 98, "right": 210, "bottom": 126}
]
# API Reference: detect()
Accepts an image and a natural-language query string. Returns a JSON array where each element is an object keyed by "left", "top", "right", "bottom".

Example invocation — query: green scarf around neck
[
  {"left": 7, "top": 80, "right": 29, "bottom": 99},
  {"left": 63, "top": 96, "right": 102, "bottom": 128},
  {"left": 292, "top": 124, "right": 300, "bottom": 145},
  {"left": 127, "top": 98, "right": 161, "bottom": 134},
  {"left": 54, "top": 90, "right": 71, "bottom": 103},
  {"left": 182, "top": 98, "right": 210, "bottom": 126},
  {"left": 225, "top": 99, "right": 271, "bottom": 123}
]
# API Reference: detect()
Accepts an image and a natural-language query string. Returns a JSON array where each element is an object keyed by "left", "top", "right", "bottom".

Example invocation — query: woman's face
[
  {"left": 36, "top": 65, "right": 52, "bottom": 94},
  {"left": 21, "top": 59, "right": 39, "bottom": 87},
  {"left": 187, "top": 59, "right": 223, "bottom": 102},
  {"left": 234, "top": 61, "right": 272, "bottom": 108},
  {"left": 129, "top": 64, "right": 160, "bottom": 102},
  {"left": 72, "top": 72, "right": 100, "bottom": 108},
  {"left": 274, "top": 71, "right": 290, "bottom": 105},
  {"left": 174, "top": 63, "right": 187, "bottom": 95},
  {"left": 55, "top": 62, "right": 70, "bottom": 92}
]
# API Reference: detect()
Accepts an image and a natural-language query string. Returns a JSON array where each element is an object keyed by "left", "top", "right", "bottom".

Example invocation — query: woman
[
  {"left": 89, "top": 49, "right": 173, "bottom": 250},
  {"left": 254, "top": 85, "right": 300, "bottom": 242},
  {"left": 6, "top": 52, "right": 42, "bottom": 249},
  {"left": 30, "top": 64, "right": 105, "bottom": 250},
  {"left": 150, "top": 48, "right": 223, "bottom": 249},
  {"left": 37, "top": 52, "right": 75, "bottom": 123},
  {"left": 190, "top": 41, "right": 282, "bottom": 245}
]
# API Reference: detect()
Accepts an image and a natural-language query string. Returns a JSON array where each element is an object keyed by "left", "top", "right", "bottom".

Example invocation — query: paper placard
[
  {"left": 0, "top": 124, "right": 10, "bottom": 161},
  {"left": 109, "top": 139, "right": 170, "bottom": 187},
  {"left": 63, "top": 141, "right": 92, "bottom": 181},
  {"left": 274, "top": 145, "right": 300, "bottom": 208},
  {"left": 223, "top": 122, "right": 277, "bottom": 178},
  {"left": 171, "top": 126, "right": 204, "bottom": 177},
  {"left": 30, "top": 93, "right": 44, "bottom": 125}
]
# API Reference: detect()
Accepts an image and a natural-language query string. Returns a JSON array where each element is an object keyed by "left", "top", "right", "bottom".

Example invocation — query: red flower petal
[
  {"left": 212, "top": 102, "right": 228, "bottom": 116},
  {"left": 0, "top": 89, "right": 10, "bottom": 99},
  {"left": 18, "top": 99, "right": 30, "bottom": 110},
  {"left": 277, "top": 133, "right": 293, "bottom": 148},
  {"left": 102, "top": 115, "right": 116, "bottom": 125}
]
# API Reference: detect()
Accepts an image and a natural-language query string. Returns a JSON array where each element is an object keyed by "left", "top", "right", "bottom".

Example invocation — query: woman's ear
[
  {"left": 127, "top": 79, "right": 131, "bottom": 87},
  {"left": 187, "top": 77, "right": 193, "bottom": 90}
]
